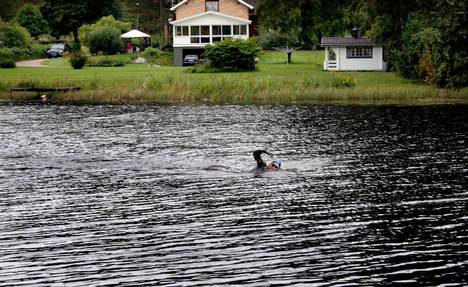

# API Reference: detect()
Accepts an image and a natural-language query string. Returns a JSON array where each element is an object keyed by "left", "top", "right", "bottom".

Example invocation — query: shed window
[
  {"left": 346, "top": 47, "right": 372, "bottom": 58},
  {"left": 206, "top": 0, "right": 219, "bottom": 12}
]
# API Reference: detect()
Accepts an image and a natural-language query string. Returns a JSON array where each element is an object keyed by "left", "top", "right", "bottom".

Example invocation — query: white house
[
  {"left": 321, "top": 36, "right": 387, "bottom": 71},
  {"left": 170, "top": 0, "right": 255, "bottom": 66}
]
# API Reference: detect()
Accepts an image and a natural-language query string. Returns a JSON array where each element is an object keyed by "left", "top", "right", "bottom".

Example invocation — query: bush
[
  {"left": 141, "top": 47, "right": 160, "bottom": 64},
  {"left": 69, "top": 42, "right": 81, "bottom": 52},
  {"left": 87, "top": 57, "right": 126, "bottom": 67},
  {"left": 69, "top": 52, "right": 87, "bottom": 69},
  {"left": 0, "top": 49, "right": 16, "bottom": 68},
  {"left": 330, "top": 76, "right": 356, "bottom": 88},
  {"left": 88, "top": 26, "right": 122, "bottom": 55},
  {"left": 202, "top": 38, "right": 261, "bottom": 72},
  {"left": 29, "top": 44, "right": 48, "bottom": 58},
  {"left": 16, "top": 4, "right": 49, "bottom": 38},
  {"left": 0, "top": 21, "right": 32, "bottom": 48}
]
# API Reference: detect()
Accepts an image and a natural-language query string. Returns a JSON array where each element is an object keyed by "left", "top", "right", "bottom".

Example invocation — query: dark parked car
[
  {"left": 183, "top": 54, "right": 199, "bottom": 66},
  {"left": 46, "top": 44, "right": 72, "bottom": 58}
]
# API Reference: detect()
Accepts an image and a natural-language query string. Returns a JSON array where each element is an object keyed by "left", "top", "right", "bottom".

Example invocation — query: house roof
[
  {"left": 170, "top": 0, "right": 254, "bottom": 11},
  {"left": 170, "top": 11, "right": 251, "bottom": 25},
  {"left": 321, "top": 37, "right": 379, "bottom": 47}
]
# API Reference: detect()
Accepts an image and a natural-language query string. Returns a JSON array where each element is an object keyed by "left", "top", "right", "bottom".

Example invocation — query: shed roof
[{"left": 321, "top": 37, "right": 379, "bottom": 47}]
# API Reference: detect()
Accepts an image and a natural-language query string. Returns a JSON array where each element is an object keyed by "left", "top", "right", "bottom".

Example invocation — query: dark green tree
[
  {"left": 88, "top": 26, "right": 122, "bottom": 55},
  {"left": 16, "top": 4, "right": 49, "bottom": 38},
  {"left": 41, "top": 0, "right": 121, "bottom": 42},
  {"left": 0, "top": 21, "right": 31, "bottom": 48},
  {"left": 0, "top": 0, "right": 23, "bottom": 21}
]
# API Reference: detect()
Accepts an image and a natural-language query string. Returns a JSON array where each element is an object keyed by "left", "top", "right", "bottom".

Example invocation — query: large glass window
[
  {"left": 201, "top": 26, "right": 210, "bottom": 36},
  {"left": 240, "top": 25, "right": 247, "bottom": 35},
  {"left": 182, "top": 26, "right": 189, "bottom": 36},
  {"left": 191, "top": 26, "right": 200, "bottom": 36},
  {"left": 222, "top": 25, "right": 231, "bottom": 36},
  {"left": 205, "top": 0, "right": 219, "bottom": 12},
  {"left": 232, "top": 25, "right": 247, "bottom": 36},
  {"left": 176, "top": 26, "right": 189, "bottom": 37},
  {"left": 212, "top": 25, "right": 221, "bottom": 35},
  {"left": 346, "top": 47, "right": 372, "bottom": 58}
]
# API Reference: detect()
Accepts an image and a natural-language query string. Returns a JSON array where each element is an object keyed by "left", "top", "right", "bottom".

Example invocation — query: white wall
[
  {"left": 173, "top": 35, "right": 248, "bottom": 47},
  {"left": 172, "top": 13, "right": 250, "bottom": 47},
  {"left": 335, "top": 47, "right": 384, "bottom": 71}
]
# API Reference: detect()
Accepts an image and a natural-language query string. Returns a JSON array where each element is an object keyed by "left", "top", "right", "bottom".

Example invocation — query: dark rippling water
[{"left": 0, "top": 104, "right": 467, "bottom": 286}]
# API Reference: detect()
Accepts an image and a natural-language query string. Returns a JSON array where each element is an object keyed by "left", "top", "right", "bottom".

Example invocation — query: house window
[
  {"left": 233, "top": 25, "right": 248, "bottom": 36},
  {"left": 191, "top": 26, "right": 200, "bottom": 36},
  {"left": 182, "top": 26, "right": 189, "bottom": 36},
  {"left": 176, "top": 26, "right": 189, "bottom": 37},
  {"left": 212, "top": 25, "right": 221, "bottom": 35},
  {"left": 201, "top": 26, "right": 210, "bottom": 36},
  {"left": 222, "top": 25, "right": 231, "bottom": 36},
  {"left": 347, "top": 47, "right": 373, "bottom": 58},
  {"left": 240, "top": 25, "right": 247, "bottom": 35},
  {"left": 206, "top": 0, "right": 219, "bottom": 12}
]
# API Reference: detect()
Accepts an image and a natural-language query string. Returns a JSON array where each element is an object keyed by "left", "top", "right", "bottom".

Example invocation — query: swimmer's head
[{"left": 271, "top": 160, "right": 281, "bottom": 169}]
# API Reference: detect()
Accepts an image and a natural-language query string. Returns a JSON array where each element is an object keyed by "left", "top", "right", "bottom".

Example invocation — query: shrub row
[{"left": 86, "top": 57, "right": 126, "bottom": 67}]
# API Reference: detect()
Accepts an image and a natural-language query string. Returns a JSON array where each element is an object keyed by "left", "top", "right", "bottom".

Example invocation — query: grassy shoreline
[{"left": 1, "top": 51, "right": 467, "bottom": 105}]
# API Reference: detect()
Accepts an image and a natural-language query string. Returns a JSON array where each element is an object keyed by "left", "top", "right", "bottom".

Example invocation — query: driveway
[{"left": 16, "top": 59, "right": 48, "bottom": 67}]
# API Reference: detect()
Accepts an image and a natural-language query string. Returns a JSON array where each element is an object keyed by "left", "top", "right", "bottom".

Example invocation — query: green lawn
[{"left": 1, "top": 51, "right": 466, "bottom": 105}]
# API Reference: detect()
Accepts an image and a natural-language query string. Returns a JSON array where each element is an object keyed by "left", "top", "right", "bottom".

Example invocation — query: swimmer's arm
[{"left": 253, "top": 150, "right": 271, "bottom": 160}]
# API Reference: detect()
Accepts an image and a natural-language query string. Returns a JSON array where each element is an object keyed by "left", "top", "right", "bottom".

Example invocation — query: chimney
[{"left": 351, "top": 27, "right": 359, "bottom": 38}]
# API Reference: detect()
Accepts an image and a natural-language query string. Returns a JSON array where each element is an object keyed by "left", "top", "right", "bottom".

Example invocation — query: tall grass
[
  {"left": 1, "top": 50, "right": 467, "bottom": 105},
  {"left": 33, "top": 75, "right": 466, "bottom": 105}
]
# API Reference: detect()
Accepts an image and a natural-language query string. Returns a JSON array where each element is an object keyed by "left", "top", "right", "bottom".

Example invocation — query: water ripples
[{"left": 0, "top": 104, "right": 467, "bottom": 286}]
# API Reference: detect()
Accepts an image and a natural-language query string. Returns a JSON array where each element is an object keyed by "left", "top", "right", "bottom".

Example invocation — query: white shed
[{"left": 321, "top": 37, "right": 387, "bottom": 71}]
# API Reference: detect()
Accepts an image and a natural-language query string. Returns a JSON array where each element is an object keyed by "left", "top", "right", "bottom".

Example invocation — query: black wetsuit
[{"left": 253, "top": 150, "right": 271, "bottom": 169}]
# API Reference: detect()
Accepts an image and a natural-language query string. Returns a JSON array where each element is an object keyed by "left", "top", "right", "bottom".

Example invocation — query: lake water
[{"left": 0, "top": 104, "right": 467, "bottom": 286}]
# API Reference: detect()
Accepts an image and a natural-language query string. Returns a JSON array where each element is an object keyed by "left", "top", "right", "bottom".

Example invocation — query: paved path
[{"left": 16, "top": 59, "right": 49, "bottom": 67}]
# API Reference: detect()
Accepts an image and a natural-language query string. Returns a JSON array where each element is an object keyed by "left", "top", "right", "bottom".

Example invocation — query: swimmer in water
[{"left": 253, "top": 150, "right": 281, "bottom": 171}]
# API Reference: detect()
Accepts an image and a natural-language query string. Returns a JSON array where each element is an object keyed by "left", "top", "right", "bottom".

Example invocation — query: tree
[
  {"left": 88, "top": 26, "right": 122, "bottom": 55},
  {"left": 16, "top": 4, "right": 49, "bottom": 38},
  {"left": 41, "top": 0, "right": 121, "bottom": 42},
  {"left": 257, "top": 0, "right": 353, "bottom": 48},
  {"left": 258, "top": 28, "right": 302, "bottom": 64},
  {"left": 0, "top": 21, "right": 31, "bottom": 48},
  {"left": 0, "top": 0, "right": 23, "bottom": 22},
  {"left": 78, "top": 15, "right": 131, "bottom": 47}
]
